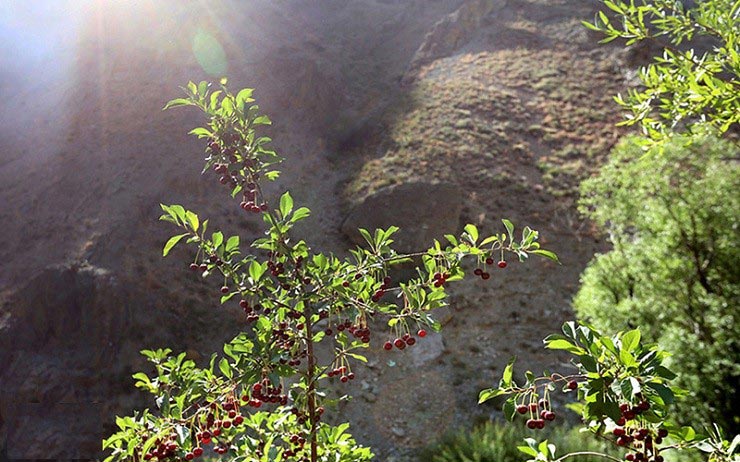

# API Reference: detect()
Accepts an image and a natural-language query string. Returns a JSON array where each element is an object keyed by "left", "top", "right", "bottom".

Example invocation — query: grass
[
  {"left": 346, "top": 46, "right": 627, "bottom": 204},
  {"left": 419, "top": 421, "right": 621, "bottom": 462}
]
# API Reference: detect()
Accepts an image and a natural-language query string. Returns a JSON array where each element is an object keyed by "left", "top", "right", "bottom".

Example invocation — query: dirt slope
[{"left": 0, "top": 0, "right": 630, "bottom": 459}]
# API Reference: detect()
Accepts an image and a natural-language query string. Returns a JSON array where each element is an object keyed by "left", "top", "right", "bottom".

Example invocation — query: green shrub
[
  {"left": 575, "top": 135, "right": 740, "bottom": 434},
  {"left": 420, "top": 422, "right": 616, "bottom": 462}
]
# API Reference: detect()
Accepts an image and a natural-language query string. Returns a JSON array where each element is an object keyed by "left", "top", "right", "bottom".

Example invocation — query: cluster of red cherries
[
  {"left": 473, "top": 257, "right": 507, "bottom": 280},
  {"left": 142, "top": 398, "right": 248, "bottom": 460},
  {"left": 327, "top": 365, "right": 356, "bottom": 383},
  {"left": 383, "top": 329, "right": 427, "bottom": 351},
  {"left": 206, "top": 136, "right": 269, "bottom": 214},
  {"left": 242, "top": 381, "right": 289, "bottom": 408},
  {"left": 612, "top": 401, "right": 668, "bottom": 462},
  {"left": 516, "top": 397, "right": 557, "bottom": 429},
  {"left": 371, "top": 276, "right": 393, "bottom": 302},
  {"left": 431, "top": 271, "right": 450, "bottom": 287}
]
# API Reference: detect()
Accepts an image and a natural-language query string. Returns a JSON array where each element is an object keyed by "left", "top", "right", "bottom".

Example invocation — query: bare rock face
[
  {"left": 341, "top": 182, "right": 463, "bottom": 253},
  {"left": 410, "top": 330, "right": 446, "bottom": 367},
  {"left": 405, "top": 0, "right": 507, "bottom": 80},
  {"left": 0, "top": 263, "right": 132, "bottom": 459}
]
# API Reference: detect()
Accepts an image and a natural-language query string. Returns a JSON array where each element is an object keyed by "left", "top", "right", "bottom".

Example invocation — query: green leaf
[
  {"left": 463, "top": 223, "right": 479, "bottom": 243},
  {"left": 646, "top": 382, "right": 674, "bottom": 405},
  {"left": 621, "top": 329, "right": 641, "bottom": 353},
  {"left": 188, "top": 127, "right": 212, "bottom": 138},
  {"left": 581, "top": 19, "right": 601, "bottom": 32},
  {"left": 163, "top": 233, "right": 188, "bottom": 256},
  {"left": 517, "top": 445, "right": 539, "bottom": 457},
  {"left": 163, "top": 98, "right": 193, "bottom": 110},
  {"left": 185, "top": 211, "right": 199, "bottom": 232},
  {"left": 219, "top": 358, "right": 232, "bottom": 379},
  {"left": 253, "top": 115, "right": 272, "bottom": 125},
  {"left": 502, "top": 357, "right": 515, "bottom": 387},
  {"left": 291, "top": 207, "right": 311, "bottom": 222},
  {"left": 579, "top": 354, "right": 598, "bottom": 373},
  {"left": 212, "top": 231, "right": 224, "bottom": 249},
  {"left": 478, "top": 387, "right": 507, "bottom": 403},
  {"left": 249, "top": 260, "right": 265, "bottom": 282},
  {"left": 655, "top": 366, "right": 677, "bottom": 380},
  {"left": 225, "top": 235, "right": 240, "bottom": 253},
  {"left": 347, "top": 352, "right": 367, "bottom": 363},
  {"left": 619, "top": 348, "right": 637, "bottom": 367},
  {"left": 236, "top": 88, "right": 254, "bottom": 108},
  {"left": 544, "top": 335, "right": 585, "bottom": 354},
  {"left": 279, "top": 191, "right": 293, "bottom": 218},
  {"left": 530, "top": 249, "right": 560, "bottom": 263},
  {"left": 503, "top": 397, "right": 517, "bottom": 421},
  {"left": 502, "top": 218, "right": 514, "bottom": 242}
]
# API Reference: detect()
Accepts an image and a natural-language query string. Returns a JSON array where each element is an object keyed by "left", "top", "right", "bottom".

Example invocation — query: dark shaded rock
[
  {"left": 0, "top": 262, "right": 132, "bottom": 459},
  {"left": 341, "top": 182, "right": 463, "bottom": 253}
]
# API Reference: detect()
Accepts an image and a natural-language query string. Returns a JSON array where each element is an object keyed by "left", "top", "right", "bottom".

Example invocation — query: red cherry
[
  {"left": 220, "top": 286, "right": 229, "bottom": 294},
  {"left": 498, "top": 261, "right": 507, "bottom": 269},
  {"left": 193, "top": 448, "right": 204, "bottom": 457},
  {"left": 481, "top": 272, "right": 490, "bottom": 279},
  {"left": 383, "top": 341, "right": 393, "bottom": 351},
  {"left": 417, "top": 329, "right": 427, "bottom": 338},
  {"left": 526, "top": 419, "right": 537, "bottom": 429},
  {"left": 486, "top": 257, "right": 494, "bottom": 265},
  {"left": 567, "top": 380, "right": 578, "bottom": 390},
  {"left": 516, "top": 405, "right": 528, "bottom": 414}
]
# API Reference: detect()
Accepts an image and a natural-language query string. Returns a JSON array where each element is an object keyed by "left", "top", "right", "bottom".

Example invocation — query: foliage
[
  {"left": 102, "top": 80, "right": 557, "bottom": 462},
  {"left": 583, "top": 0, "right": 740, "bottom": 144},
  {"left": 574, "top": 135, "right": 739, "bottom": 434},
  {"left": 420, "top": 422, "right": 616, "bottom": 462},
  {"left": 479, "top": 322, "right": 738, "bottom": 462}
]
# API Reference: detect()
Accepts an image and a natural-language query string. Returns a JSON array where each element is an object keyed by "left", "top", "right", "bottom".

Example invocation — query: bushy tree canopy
[{"left": 575, "top": 135, "right": 740, "bottom": 433}]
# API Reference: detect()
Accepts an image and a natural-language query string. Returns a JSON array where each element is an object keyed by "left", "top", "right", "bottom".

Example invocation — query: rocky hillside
[{"left": 0, "top": 0, "right": 632, "bottom": 459}]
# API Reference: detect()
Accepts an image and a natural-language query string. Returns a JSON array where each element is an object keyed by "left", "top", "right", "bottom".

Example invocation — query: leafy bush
[
  {"left": 574, "top": 135, "right": 740, "bottom": 434},
  {"left": 479, "top": 322, "right": 738, "bottom": 462},
  {"left": 420, "top": 422, "right": 615, "bottom": 462},
  {"left": 583, "top": 0, "right": 740, "bottom": 144}
]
